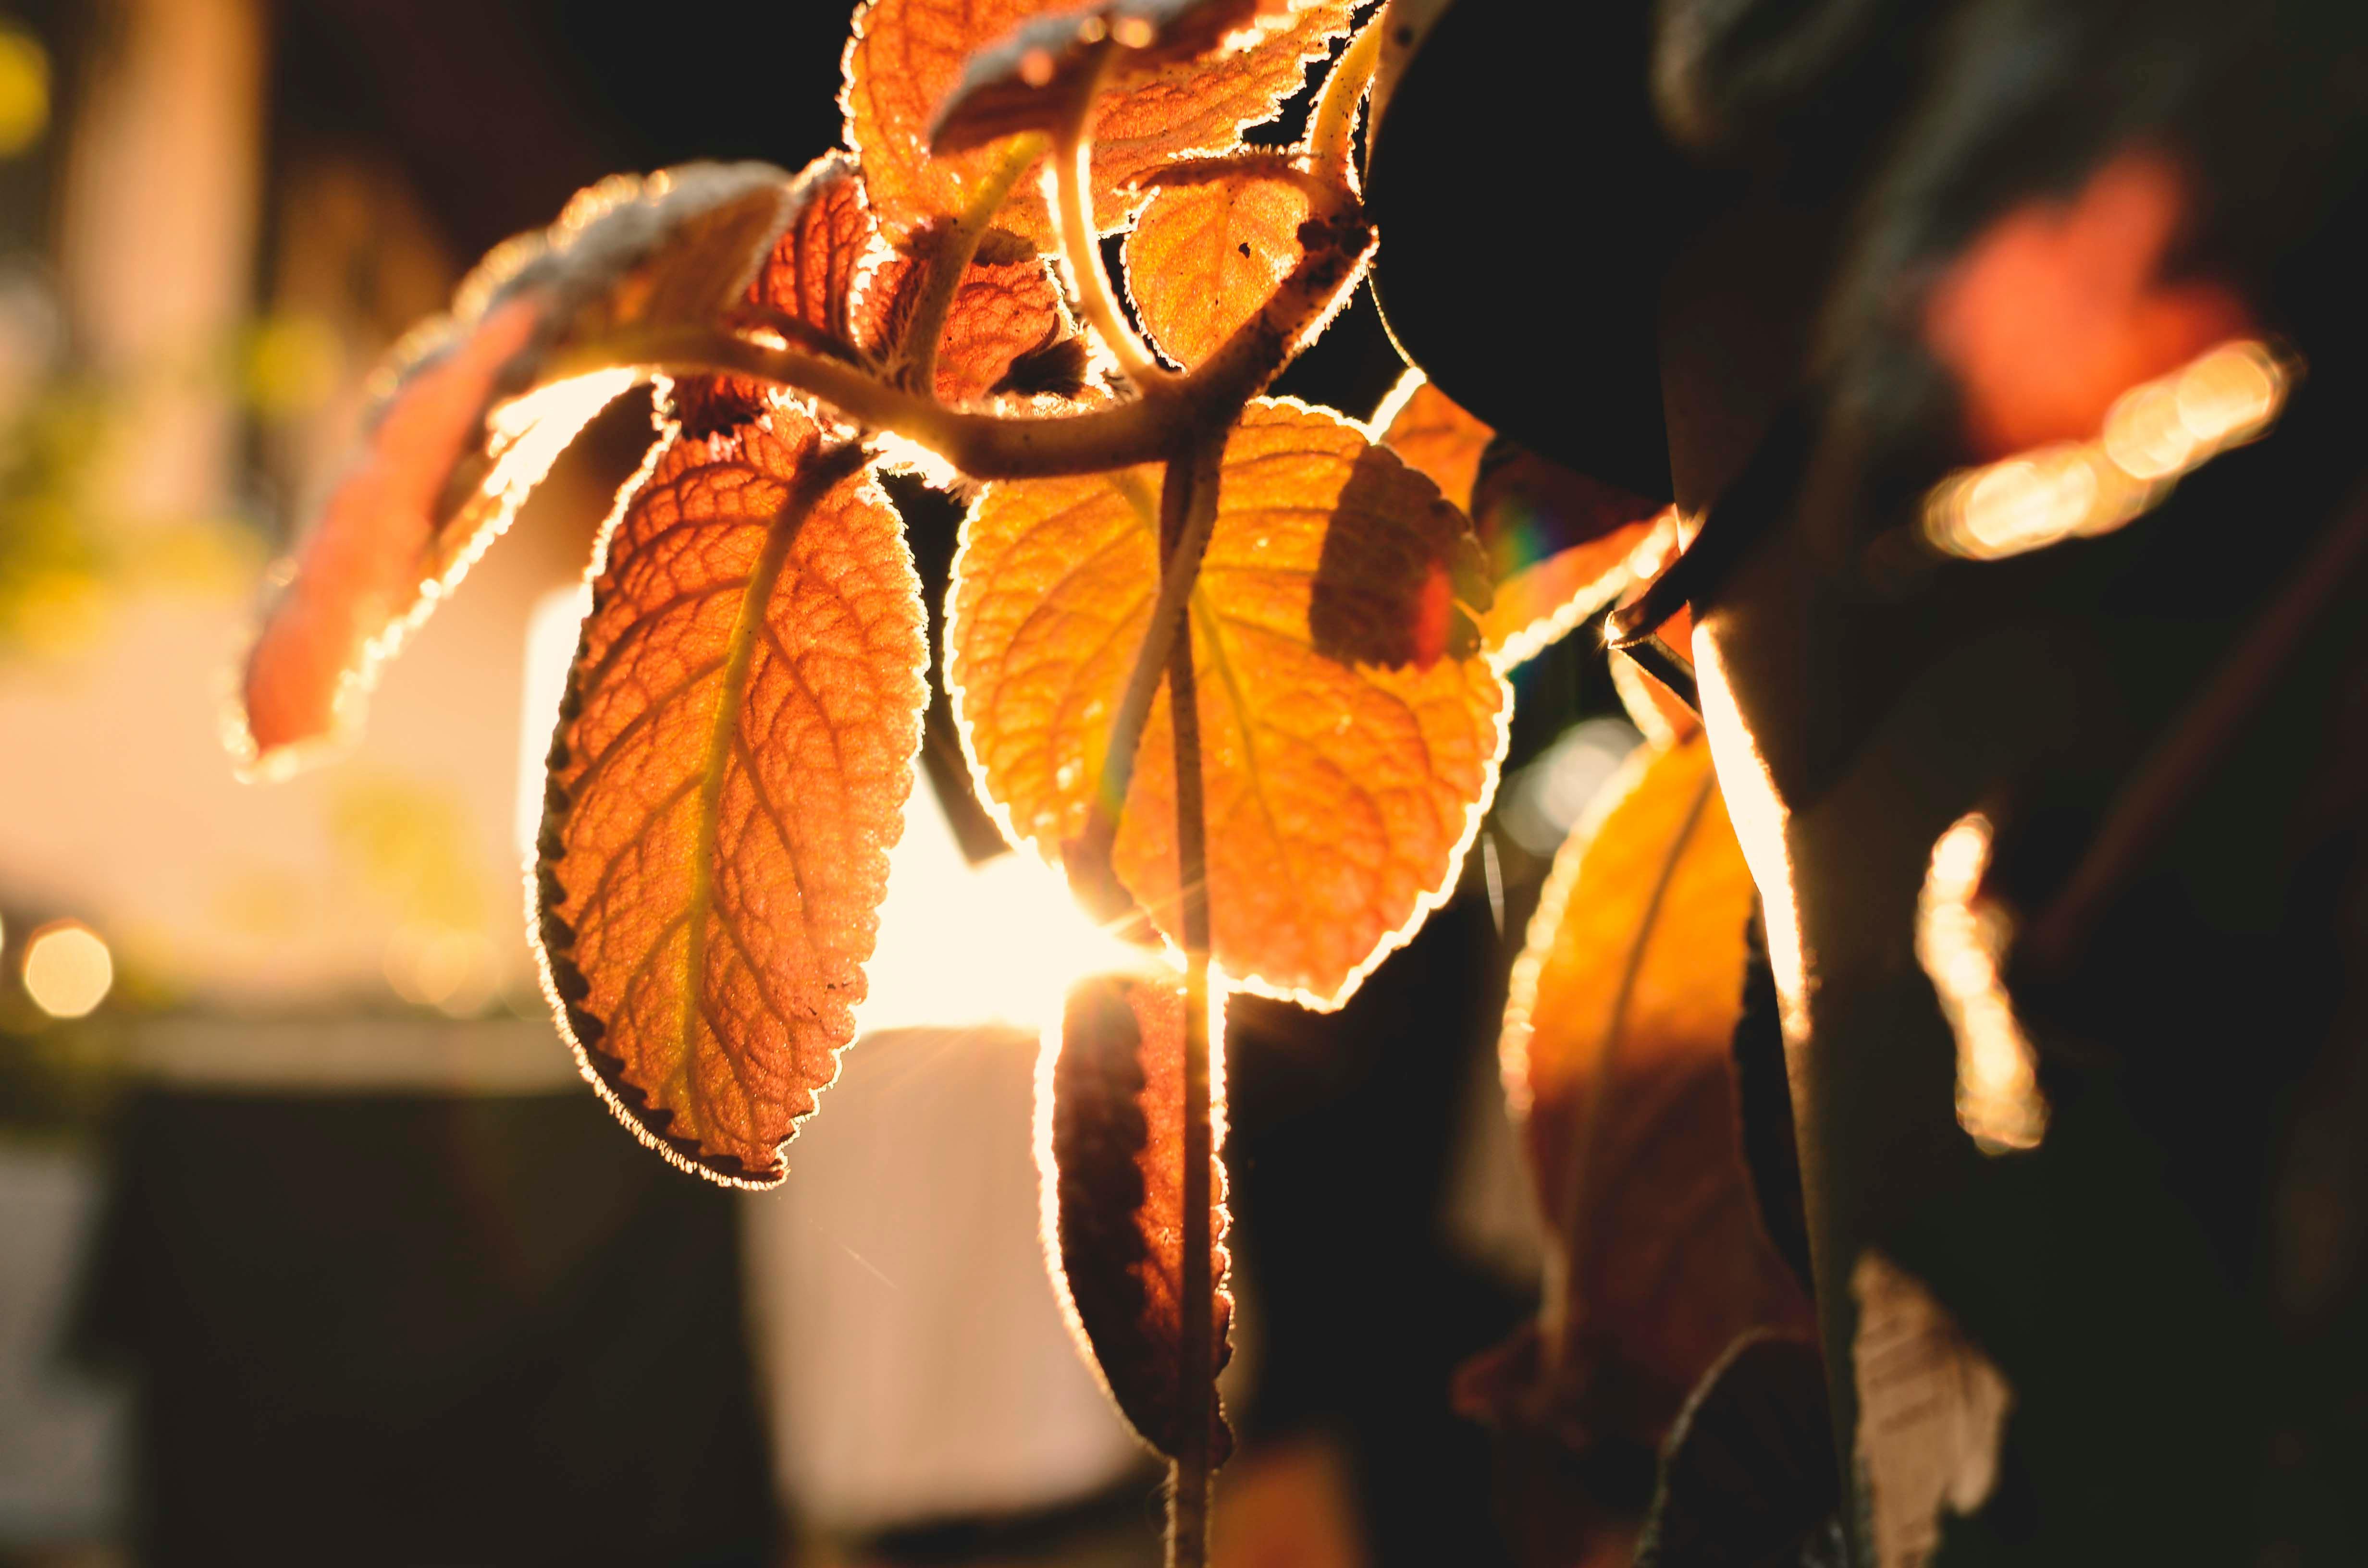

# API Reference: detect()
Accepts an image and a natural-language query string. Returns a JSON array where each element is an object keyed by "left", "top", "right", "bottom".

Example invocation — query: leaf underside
[
  {"left": 240, "top": 161, "right": 806, "bottom": 770},
  {"left": 536, "top": 391, "right": 927, "bottom": 1185},
  {"left": 1374, "top": 375, "right": 1669, "bottom": 669},
  {"left": 1045, "top": 969, "right": 1233, "bottom": 1462},
  {"left": 845, "top": 0, "right": 1357, "bottom": 245},
  {"left": 1492, "top": 735, "right": 1813, "bottom": 1444},
  {"left": 947, "top": 398, "right": 1510, "bottom": 1007},
  {"left": 1124, "top": 172, "right": 1311, "bottom": 368}
]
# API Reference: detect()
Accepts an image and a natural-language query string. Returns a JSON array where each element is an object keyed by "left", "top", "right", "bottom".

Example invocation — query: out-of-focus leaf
[
  {"left": 859, "top": 228, "right": 1075, "bottom": 404},
  {"left": 1372, "top": 374, "right": 1669, "bottom": 670},
  {"left": 1041, "top": 968, "right": 1233, "bottom": 1461},
  {"left": 1632, "top": 1332, "right": 1839, "bottom": 1568},
  {"left": 535, "top": 393, "right": 927, "bottom": 1186},
  {"left": 845, "top": 0, "right": 1355, "bottom": 245},
  {"left": 929, "top": 0, "right": 1265, "bottom": 154},
  {"left": 947, "top": 399, "right": 1508, "bottom": 1006},
  {"left": 1486, "top": 734, "right": 1813, "bottom": 1454},
  {"left": 1123, "top": 170, "right": 1310, "bottom": 368},
  {"left": 1922, "top": 148, "right": 2251, "bottom": 458},
  {"left": 236, "top": 161, "right": 806, "bottom": 774}
]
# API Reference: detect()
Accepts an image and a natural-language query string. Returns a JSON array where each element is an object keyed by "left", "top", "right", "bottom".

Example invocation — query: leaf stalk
[
  {"left": 1160, "top": 433, "right": 1221, "bottom": 1568},
  {"left": 1307, "top": 16, "right": 1384, "bottom": 191},
  {"left": 898, "top": 134, "right": 1048, "bottom": 396},
  {"left": 1067, "top": 432, "right": 1224, "bottom": 924},
  {"left": 1051, "top": 47, "right": 1173, "bottom": 388}
]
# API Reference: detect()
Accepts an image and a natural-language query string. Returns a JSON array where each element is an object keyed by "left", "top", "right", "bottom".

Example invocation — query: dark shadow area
[{"left": 76, "top": 1091, "right": 775, "bottom": 1567}]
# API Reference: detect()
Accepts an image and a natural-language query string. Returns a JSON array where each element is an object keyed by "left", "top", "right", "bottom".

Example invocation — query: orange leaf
[
  {"left": 1492, "top": 734, "right": 1812, "bottom": 1447},
  {"left": 1040, "top": 969, "right": 1233, "bottom": 1461},
  {"left": 859, "top": 229, "right": 1078, "bottom": 404},
  {"left": 535, "top": 395, "right": 928, "bottom": 1186},
  {"left": 930, "top": 0, "right": 1267, "bottom": 154},
  {"left": 1123, "top": 171, "right": 1310, "bottom": 368},
  {"left": 1924, "top": 148, "right": 2253, "bottom": 457},
  {"left": 1373, "top": 374, "right": 1491, "bottom": 511},
  {"left": 744, "top": 152, "right": 878, "bottom": 348},
  {"left": 236, "top": 162, "right": 807, "bottom": 774},
  {"left": 947, "top": 398, "right": 1508, "bottom": 1006},
  {"left": 845, "top": 0, "right": 1354, "bottom": 245},
  {"left": 1373, "top": 373, "right": 1669, "bottom": 670}
]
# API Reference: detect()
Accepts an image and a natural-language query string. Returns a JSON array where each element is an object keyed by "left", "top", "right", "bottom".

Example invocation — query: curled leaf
[
  {"left": 1123, "top": 170, "right": 1310, "bottom": 368},
  {"left": 744, "top": 152, "right": 878, "bottom": 348},
  {"left": 1490, "top": 734, "right": 1813, "bottom": 1452},
  {"left": 845, "top": 0, "right": 1355, "bottom": 245},
  {"left": 1373, "top": 373, "right": 1669, "bottom": 669},
  {"left": 859, "top": 228, "right": 1075, "bottom": 403},
  {"left": 237, "top": 161, "right": 806, "bottom": 773},
  {"left": 929, "top": 0, "right": 1265, "bottom": 154},
  {"left": 948, "top": 398, "right": 1508, "bottom": 1006},
  {"left": 535, "top": 395, "right": 928, "bottom": 1185},
  {"left": 1038, "top": 968, "right": 1233, "bottom": 1461}
]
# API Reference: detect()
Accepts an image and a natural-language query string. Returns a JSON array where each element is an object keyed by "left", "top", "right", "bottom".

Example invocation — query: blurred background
[{"left": 0, "top": 2, "right": 1640, "bottom": 1564}]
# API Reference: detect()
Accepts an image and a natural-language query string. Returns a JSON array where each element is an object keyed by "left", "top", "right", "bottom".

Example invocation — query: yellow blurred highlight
[
  {"left": 0, "top": 27, "right": 49, "bottom": 159},
  {"left": 1915, "top": 815, "right": 2046, "bottom": 1154},
  {"left": 23, "top": 920, "right": 114, "bottom": 1019},
  {"left": 244, "top": 314, "right": 343, "bottom": 416},
  {"left": 383, "top": 922, "right": 497, "bottom": 1017},
  {"left": 1925, "top": 339, "right": 2291, "bottom": 561},
  {"left": 11, "top": 568, "right": 108, "bottom": 657}
]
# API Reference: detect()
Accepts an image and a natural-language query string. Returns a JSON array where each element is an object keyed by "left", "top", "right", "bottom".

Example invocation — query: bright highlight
[
  {"left": 857, "top": 787, "right": 1149, "bottom": 1038},
  {"left": 1916, "top": 814, "right": 2047, "bottom": 1154},
  {"left": 22, "top": 920, "right": 113, "bottom": 1019},
  {"left": 1924, "top": 339, "right": 2290, "bottom": 561}
]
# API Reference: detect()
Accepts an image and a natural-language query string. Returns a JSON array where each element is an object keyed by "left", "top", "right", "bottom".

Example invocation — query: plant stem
[
  {"left": 586, "top": 191, "right": 1368, "bottom": 479},
  {"left": 1067, "top": 433, "right": 1224, "bottom": 923},
  {"left": 1051, "top": 51, "right": 1171, "bottom": 389},
  {"left": 898, "top": 135, "right": 1047, "bottom": 396},
  {"left": 1307, "top": 16, "right": 1385, "bottom": 190},
  {"left": 1160, "top": 436, "right": 1219, "bottom": 1568}
]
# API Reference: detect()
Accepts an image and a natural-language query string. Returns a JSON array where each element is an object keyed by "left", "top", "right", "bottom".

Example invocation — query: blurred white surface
[{"left": 741, "top": 1025, "right": 1145, "bottom": 1534}]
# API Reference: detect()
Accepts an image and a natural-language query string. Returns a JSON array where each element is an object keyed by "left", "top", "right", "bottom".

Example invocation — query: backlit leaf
[
  {"left": 1373, "top": 374, "right": 1669, "bottom": 669},
  {"left": 743, "top": 152, "right": 877, "bottom": 348},
  {"left": 930, "top": 0, "right": 1265, "bottom": 154},
  {"left": 947, "top": 398, "right": 1508, "bottom": 1006},
  {"left": 858, "top": 228, "right": 1076, "bottom": 404},
  {"left": 1039, "top": 968, "right": 1233, "bottom": 1461},
  {"left": 845, "top": 0, "right": 1355, "bottom": 245},
  {"left": 237, "top": 161, "right": 805, "bottom": 774},
  {"left": 535, "top": 394, "right": 927, "bottom": 1186},
  {"left": 1487, "top": 734, "right": 1813, "bottom": 1451},
  {"left": 1372, "top": 374, "right": 1492, "bottom": 512},
  {"left": 1123, "top": 170, "right": 1310, "bottom": 368}
]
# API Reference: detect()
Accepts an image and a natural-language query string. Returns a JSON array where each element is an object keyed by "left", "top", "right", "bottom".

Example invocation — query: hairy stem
[
  {"left": 1161, "top": 439, "right": 1219, "bottom": 1568},
  {"left": 584, "top": 192, "right": 1369, "bottom": 479},
  {"left": 1066, "top": 433, "right": 1224, "bottom": 923},
  {"left": 1307, "top": 15, "right": 1384, "bottom": 190},
  {"left": 899, "top": 135, "right": 1047, "bottom": 396},
  {"left": 1052, "top": 48, "right": 1171, "bottom": 388}
]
